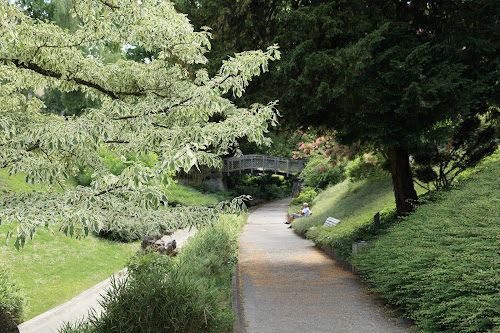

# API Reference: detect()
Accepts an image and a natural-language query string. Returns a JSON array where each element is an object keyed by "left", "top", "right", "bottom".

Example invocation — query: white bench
[{"left": 323, "top": 217, "right": 341, "bottom": 227}]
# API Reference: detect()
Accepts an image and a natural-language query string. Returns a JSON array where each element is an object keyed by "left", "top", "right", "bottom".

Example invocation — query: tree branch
[
  {"left": 39, "top": 146, "right": 65, "bottom": 191},
  {"left": 111, "top": 96, "right": 193, "bottom": 120},
  {"left": 1, "top": 143, "right": 40, "bottom": 168},
  {"left": 413, "top": 178, "right": 431, "bottom": 192},
  {"left": 152, "top": 123, "right": 169, "bottom": 130},
  {"left": 104, "top": 140, "right": 130, "bottom": 144},
  {"left": 4, "top": 58, "right": 120, "bottom": 100},
  {"left": 3, "top": 58, "right": 165, "bottom": 100}
]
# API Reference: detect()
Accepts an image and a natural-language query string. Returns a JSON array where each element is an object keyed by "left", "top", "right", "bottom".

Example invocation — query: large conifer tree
[{"left": 274, "top": 0, "right": 500, "bottom": 214}]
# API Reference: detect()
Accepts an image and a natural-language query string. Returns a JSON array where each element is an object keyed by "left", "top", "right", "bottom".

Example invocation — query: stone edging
[
  {"left": 232, "top": 259, "right": 247, "bottom": 333},
  {"left": 316, "top": 244, "right": 356, "bottom": 273}
]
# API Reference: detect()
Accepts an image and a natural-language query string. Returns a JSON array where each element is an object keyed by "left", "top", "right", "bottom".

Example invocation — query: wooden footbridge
[{"left": 222, "top": 154, "right": 308, "bottom": 179}]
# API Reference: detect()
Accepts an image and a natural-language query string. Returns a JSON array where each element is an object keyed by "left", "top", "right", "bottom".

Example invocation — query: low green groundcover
[{"left": 353, "top": 160, "right": 500, "bottom": 332}]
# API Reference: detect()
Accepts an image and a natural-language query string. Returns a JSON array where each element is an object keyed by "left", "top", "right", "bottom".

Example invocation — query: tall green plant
[
  {"left": 0, "top": 265, "right": 26, "bottom": 324},
  {"left": 61, "top": 215, "right": 244, "bottom": 333},
  {"left": 299, "top": 155, "right": 345, "bottom": 189}
]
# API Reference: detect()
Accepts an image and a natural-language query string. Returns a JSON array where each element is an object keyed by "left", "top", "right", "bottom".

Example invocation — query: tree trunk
[{"left": 387, "top": 146, "right": 418, "bottom": 215}]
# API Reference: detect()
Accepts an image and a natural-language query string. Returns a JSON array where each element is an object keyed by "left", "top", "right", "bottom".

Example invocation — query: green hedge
[
  {"left": 352, "top": 160, "right": 500, "bottom": 332},
  {"left": 61, "top": 214, "right": 245, "bottom": 333},
  {"left": 0, "top": 265, "right": 26, "bottom": 324}
]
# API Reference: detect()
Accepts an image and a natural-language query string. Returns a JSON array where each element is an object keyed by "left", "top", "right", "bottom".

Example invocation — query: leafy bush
[
  {"left": 345, "top": 153, "right": 389, "bottom": 182},
  {"left": 299, "top": 156, "right": 345, "bottom": 189},
  {"left": 352, "top": 159, "right": 500, "bottom": 332},
  {"left": 290, "top": 187, "right": 318, "bottom": 206},
  {"left": 62, "top": 215, "right": 244, "bottom": 333},
  {"left": 0, "top": 265, "right": 26, "bottom": 324}
]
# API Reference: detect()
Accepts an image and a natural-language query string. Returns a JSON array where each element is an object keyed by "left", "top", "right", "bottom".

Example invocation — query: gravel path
[{"left": 236, "top": 198, "right": 410, "bottom": 333}]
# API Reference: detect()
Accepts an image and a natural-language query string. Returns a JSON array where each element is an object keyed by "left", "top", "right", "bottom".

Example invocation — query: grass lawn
[
  {"left": 0, "top": 225, "right": 139, "bottom": 320},
  {"left": 0, "top": 169, "right": 49, "bottom": 193},
  {"left": 292, "top": 176, "right": 428, "bottom": 258},
  {"left": 166, "top": 183, "right": 222, "bottom": 206}
]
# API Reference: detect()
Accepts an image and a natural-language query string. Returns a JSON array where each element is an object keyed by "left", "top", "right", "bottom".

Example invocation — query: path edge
[{"left": 232, "top": 255, "right": 247, "bottom": 333}]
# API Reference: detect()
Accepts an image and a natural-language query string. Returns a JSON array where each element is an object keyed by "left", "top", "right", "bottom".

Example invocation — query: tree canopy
[
  {"left": 175, "top": 0, "right": 500, "bottom": 214},
  {"left": 274, "top": 0, "right": 500, "bottom": 214},
  {"left": 0, "top": 0, "right": 280, "bottom": 248}
]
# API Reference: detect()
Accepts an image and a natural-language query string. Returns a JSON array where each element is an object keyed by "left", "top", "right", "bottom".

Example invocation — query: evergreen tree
[{"left": 273, "top": 0, "right": 500, "bottom": 214}]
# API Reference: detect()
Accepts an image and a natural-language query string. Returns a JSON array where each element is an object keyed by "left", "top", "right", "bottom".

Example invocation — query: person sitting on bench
[{"left": 286, "top": 203, "right": 310, "bottom": 226}]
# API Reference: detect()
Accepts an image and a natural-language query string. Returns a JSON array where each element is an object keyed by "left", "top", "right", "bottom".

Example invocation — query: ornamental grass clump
[
  {"left": 0, "top": 265, "right": 26, "bottom": 324},
  {"left": 61, "top": 215, "right": 244, "bottom": 333}
]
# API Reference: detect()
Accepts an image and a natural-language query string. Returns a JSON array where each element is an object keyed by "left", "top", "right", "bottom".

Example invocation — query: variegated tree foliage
[{"left": 0, "top": 0, "right": 280, "bottom": 248}]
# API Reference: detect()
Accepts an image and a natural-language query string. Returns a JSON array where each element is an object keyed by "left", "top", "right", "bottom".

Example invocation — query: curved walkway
[
  {"left": 18, "top": 228, "right": 196, "bottom": 333},
  {"left": 236, "top": 198, "right": 409, "bottom": 333}
]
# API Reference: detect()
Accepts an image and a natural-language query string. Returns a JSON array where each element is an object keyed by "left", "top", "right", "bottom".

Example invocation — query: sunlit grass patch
[
  {"left": 0, "top": 169, "right": 48, "bottom": 193},
  {"left": 0, "top": 225, "right": 138, "bottom": 320},
  {"left": 166, "top": 183, "right": 222, "bottom": 206}
]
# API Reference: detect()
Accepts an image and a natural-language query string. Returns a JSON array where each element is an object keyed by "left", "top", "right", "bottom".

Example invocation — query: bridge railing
[{"left": 222, "top": 154, "right": 308, "bottom": 177}]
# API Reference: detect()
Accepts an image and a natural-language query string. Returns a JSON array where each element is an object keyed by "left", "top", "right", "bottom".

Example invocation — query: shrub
[
  {"left": 299, "top": 156, "right": 345, "bottom": 189},
  {"left": 345, "top": 152, "right": 389, "bottom": 182},
  {"left": 88, "top": 263, "right": 220, "bottom": 333},
  {"left": 0, "top": 265, "right": 26, "bottom": 324},
  {"left": 62, "top": 215, "right": 244, "bottom": 333},
  {"left": 290, "top": 187, "right": 318, "bottom": 206}
]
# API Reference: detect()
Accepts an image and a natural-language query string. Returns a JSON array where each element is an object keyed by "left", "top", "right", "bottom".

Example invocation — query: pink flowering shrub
[
  {"left": 292, "top": 131, "right": 356, "bottom": 166},
  {"left": 292, "top": 130, "right": 357, "bottom": 188},
  {"left": 346, "top": 152, "right": 389, "bottom": 182}
]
